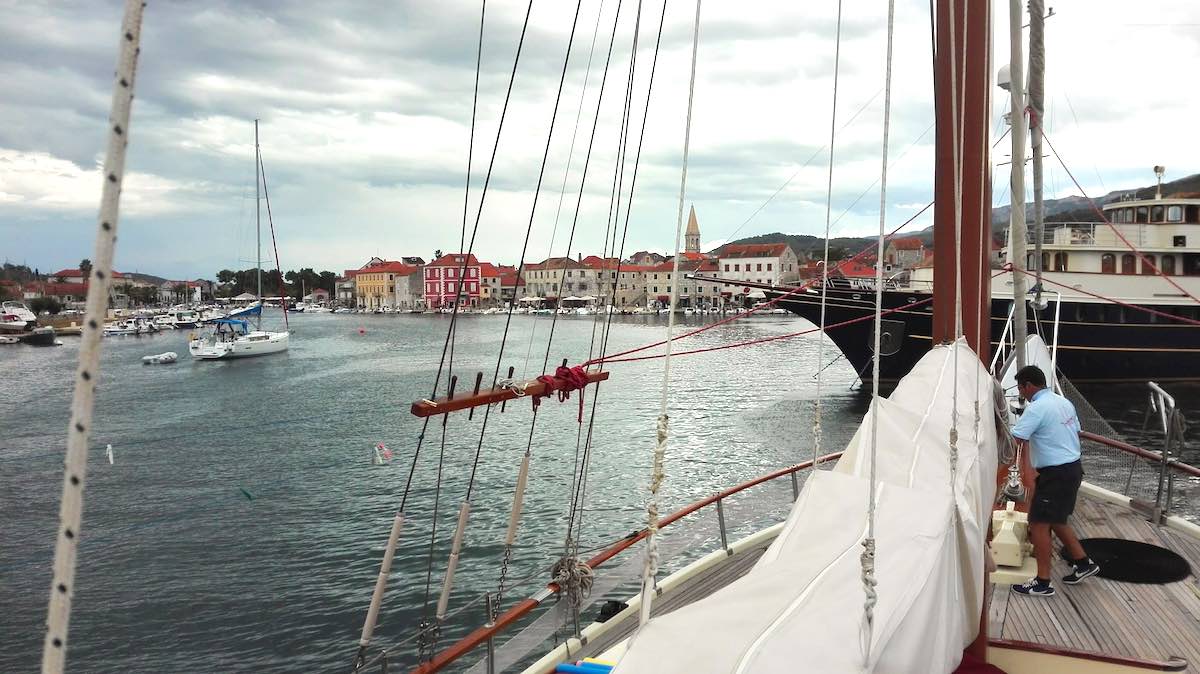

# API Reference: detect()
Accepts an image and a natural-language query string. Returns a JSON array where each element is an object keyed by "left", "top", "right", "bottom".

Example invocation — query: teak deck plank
[{"left": 994, "top": 492, "right": 1200, "bottom": 671}]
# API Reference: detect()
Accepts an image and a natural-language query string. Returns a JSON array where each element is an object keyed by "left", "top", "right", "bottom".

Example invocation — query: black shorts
[{"left": 1029, "top": 460, "right": 1084, "bottom": 524}]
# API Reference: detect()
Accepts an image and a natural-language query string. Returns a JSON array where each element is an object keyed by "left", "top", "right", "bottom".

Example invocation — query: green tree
[
  {"left": 79, "top": 258, "right": 93, "bottom": 277},
  {"left": 217, "top": 269, "right": 236, "bottom": 283},
  {"left": 172, "top": 283, "right": 187, "bottom": 304},
  {"left": 29, "top": 297, "right": 62, "bottom": 315}
]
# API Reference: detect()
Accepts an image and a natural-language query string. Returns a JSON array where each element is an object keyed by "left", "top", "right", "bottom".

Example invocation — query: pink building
[{"left": 423, "top": 253, "right": 482, "bottom": 308}]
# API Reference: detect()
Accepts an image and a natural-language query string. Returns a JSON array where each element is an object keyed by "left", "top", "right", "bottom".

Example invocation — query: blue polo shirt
[{"left": 1012, "top": 388, "right": 1082, "bottom": 469}]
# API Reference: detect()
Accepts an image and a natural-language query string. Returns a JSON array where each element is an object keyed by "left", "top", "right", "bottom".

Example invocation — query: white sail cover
[{"left": 615, "top": 339, "right": 998, "bottom": 673}]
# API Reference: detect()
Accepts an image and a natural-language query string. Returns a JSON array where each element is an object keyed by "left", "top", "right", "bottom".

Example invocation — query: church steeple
[{"left": 685, "top": 204, "right": 700, "bottom": 253}]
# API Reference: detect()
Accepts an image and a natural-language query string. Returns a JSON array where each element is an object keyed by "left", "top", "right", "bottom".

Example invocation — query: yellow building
[{"left": 354, "top": 261, "right": 416, "bottom": 309}]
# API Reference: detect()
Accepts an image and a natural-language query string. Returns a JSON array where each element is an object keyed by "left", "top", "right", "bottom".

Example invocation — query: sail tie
[{"left": 533, "top": 365, "right": 591, "bottom": 420}]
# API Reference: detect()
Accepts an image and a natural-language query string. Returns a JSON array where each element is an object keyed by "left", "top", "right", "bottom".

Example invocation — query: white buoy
[{"left": 105, "top": 444, "right": 114, "bottom": 465}]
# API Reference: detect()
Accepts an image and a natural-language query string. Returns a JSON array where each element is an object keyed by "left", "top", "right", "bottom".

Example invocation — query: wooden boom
[{"left": 410, "top": 370, "right": 610, "bottom": 418}]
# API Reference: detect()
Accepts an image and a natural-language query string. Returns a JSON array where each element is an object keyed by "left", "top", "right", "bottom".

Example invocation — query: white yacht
[
  {"left": 0, "top": 301, "right": 37, "bottom": 333},
  {"left": 188, "top": 318, "right": 289, "bottom": 359}
]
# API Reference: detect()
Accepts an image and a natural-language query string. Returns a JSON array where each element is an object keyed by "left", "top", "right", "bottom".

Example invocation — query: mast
[
  {"left": 1007, "top": 0, "right": 1028, "bottom": 369},
  {"left": 1028, "top": 0, "right": 1047, "bottom": 308},
  {"left": 255, "top": 119, "right": 263, "bottom": 330},
  {"left": 932, "top": 0, "right": 992, "bottom": 356}
]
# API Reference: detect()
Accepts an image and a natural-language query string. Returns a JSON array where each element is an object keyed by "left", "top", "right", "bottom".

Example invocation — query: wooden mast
[
  {"left": 932, "top": 0, "right": 992, "bottom": 359},
  {"left": 932, "top": 0, "right": 993, "bottom": 662}
]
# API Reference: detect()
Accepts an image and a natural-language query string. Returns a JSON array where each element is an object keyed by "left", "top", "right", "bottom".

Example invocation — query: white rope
[
  {"left": 813, "top": 0, "right": 844, "bottom": 469},
  {"left": 43, "top": 2, "right": 144, "bottom": 672},
  {"left": 863, "top": 0, "right": 896, "bottom": 664},
  {"left": 635, "top": 0, "right": 701, "bottom": 634}
]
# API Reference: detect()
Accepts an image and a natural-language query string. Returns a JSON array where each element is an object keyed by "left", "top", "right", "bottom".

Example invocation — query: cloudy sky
[{"left": 2, "top": 0, "right": 1197, "bottom": 279}]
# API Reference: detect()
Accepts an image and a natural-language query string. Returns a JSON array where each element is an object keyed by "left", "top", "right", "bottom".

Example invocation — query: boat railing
[
  {"left": 1013, "top": 222, "right": 1152, "bottom": 248},
  {"left": 1079, "top": 382, "right": 1195, "bottom": 522},
  {"left": 352, "top": 453, "right": 843, "bottom": 674}
]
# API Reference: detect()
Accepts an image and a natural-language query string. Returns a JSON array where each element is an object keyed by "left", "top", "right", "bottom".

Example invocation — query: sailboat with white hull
[{"left": 189, "top": 120, "right": 289, "bottom": 360}]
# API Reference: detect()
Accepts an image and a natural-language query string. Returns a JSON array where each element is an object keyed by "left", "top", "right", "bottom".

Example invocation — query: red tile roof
[
  {"left": 52, "top": 268, "right": 125, "bottom": 278},
  {"left": 888, "top": 237, "right": 925, "bottom": 250},
  {"left": 356, "top": 261, "right": 418, "bottom": 274},
  {"left": 479, "top": 262, "right": 501, "bottom": 277},
  {"left": 427, "top": 253, "right": 480, "bottom": 267},
  {"left": 831, "top": 261, "right": 877, "bottom": 278},
  {"left": 716, "top": 243, "right": 790, "bottom": 259},
  {"left": 676, "top": 251, "right": 708, "bottom": 261},
  {"left": 500, "top": 272, "right": 521, "bottom": 287}
]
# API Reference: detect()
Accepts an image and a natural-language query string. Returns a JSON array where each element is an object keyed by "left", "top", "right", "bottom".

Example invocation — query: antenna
[{"left": 1154, "top": 165, "right": 1166, "bottom": 200}]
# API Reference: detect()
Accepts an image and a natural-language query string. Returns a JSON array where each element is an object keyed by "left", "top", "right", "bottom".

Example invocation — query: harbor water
[{"left": 1, "top": 312, "right": 1194, "bottom": 673}]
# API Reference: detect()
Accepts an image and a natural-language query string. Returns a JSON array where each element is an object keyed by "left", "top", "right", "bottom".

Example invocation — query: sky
[{"left": 1, "top": 0, "right": 1197, "bottom": 279}]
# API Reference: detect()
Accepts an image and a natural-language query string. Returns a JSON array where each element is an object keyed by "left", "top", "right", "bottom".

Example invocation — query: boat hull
[
  {"left": 189, "top": 331, "right": 289, "bottom": 360},
  {"left": 769, "top": 285, "right": 1200, "bottom": 383}
]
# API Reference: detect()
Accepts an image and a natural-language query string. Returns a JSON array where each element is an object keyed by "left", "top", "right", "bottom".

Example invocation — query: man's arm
[{"left": 1011, "top": 400, "right": 1044, "bottom": 442}]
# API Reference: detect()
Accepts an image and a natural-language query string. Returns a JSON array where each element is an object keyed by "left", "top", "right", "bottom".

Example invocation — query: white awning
[
  {"left": 560, "top": 295, "right": 583, "bottom": 301},
  {"left": 231, "top": 292, "right": 257, "bottom": 301},
  {"left": 518, "top": 296, "right": 544, "bottom": 302},
  {"left": 577, "top": 295, "right": 597, "bottom": 301}
]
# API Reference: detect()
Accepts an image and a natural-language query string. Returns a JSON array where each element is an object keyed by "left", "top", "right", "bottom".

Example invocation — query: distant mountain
[
  {"left": 123, "top": 272, "right": 169, "bottom": 286},
  {"left": 723, "top": 172, "right": 1199, "bottom": 253}
]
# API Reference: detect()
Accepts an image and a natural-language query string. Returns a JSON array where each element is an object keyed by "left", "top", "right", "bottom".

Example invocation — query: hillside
[{"left": 724, "top": 172, "right": 1199, "bottom": 253}]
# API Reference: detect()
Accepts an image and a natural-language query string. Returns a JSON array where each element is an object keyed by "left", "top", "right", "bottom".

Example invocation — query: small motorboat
[
  {"left": 18, "top": 326, "right": 58, "bottom": 346},
  {"left": 0, "top": 335, "right": 19, "bottom": 345},
  {"left": 142, "top": 351, "right": 178, "bottom": 365}
]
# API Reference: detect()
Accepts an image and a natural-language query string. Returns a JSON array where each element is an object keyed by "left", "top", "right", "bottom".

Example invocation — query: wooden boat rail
[
  {"left": 355, "top": 430, "right": 1200, "bottom": 674},
  {"left": 348, "top": 452, "right": 843, "bottom": 673}
]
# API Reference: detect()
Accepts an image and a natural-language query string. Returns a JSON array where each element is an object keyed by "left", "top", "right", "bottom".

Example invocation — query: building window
[
  {"left": 1141, "top": 255, "right": 1157, "bottom": 275},
  {"left": 653, "top": 286, "right": 659, "bottom": 293},
  {"left": 1101, "top": 253, "right": 1115, "bottom": 274},
  {"left": 767, "top": 263, "right": 773, "bottom": 271},
  {"left": 724, "top": 264, "right": 730, "bottom": 272},
  {"left": 1121, "top": 254, "right": 1136, "bottom": 274},
  {"left": 734, "top": 264, "right": 740, "bottom": 272},
  {"left": 1162, "top": 255, "right": 1176, "bottom": 275},
  {"left": 757, "top": 263, "right": 762, "bottom": 271}
]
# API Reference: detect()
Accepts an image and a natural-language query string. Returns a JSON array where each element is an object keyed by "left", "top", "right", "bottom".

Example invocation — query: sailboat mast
[
  {"left": 255, "top": 119, "right": 263, "bottom": 330},
  {"left": 1008, "top": 0, "right": 1029, "bottom": 369},
  {"left": 1028, "top": 0, "right": 1047, "bottom": 308},
  {"left": 931, "top": 0, "right": 992, "bottom": 356}
]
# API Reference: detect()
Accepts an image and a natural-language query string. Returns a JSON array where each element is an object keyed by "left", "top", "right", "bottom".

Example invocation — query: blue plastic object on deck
[{"left": 554, "top": 663, "right": 612, "bottom": 674}]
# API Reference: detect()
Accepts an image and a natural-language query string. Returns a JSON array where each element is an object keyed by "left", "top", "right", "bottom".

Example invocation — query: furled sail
[{"left": 615, "top": 339, "right": 998, "bottom": 673}]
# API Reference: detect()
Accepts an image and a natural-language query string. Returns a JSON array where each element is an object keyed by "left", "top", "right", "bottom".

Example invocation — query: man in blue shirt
[{"left": 1009, "top": 365, "right": 1100, "bottom": 597}]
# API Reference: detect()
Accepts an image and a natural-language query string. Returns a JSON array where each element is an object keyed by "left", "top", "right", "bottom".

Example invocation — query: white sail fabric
[{"left": 615, "top": 339, "right": 998, "bottom": 673}]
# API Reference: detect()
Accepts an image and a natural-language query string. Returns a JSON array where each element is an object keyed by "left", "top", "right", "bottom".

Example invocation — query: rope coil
[{"left": 551, "top": 556, "right": 595, "bottom": 610}]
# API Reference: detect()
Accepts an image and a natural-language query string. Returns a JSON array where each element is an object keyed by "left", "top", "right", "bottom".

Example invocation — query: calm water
[{"left": 0, "top": 312, "right": 1193, "bottom": 673}]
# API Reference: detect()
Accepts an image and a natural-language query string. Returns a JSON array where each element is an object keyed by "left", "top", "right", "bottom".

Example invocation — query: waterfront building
[
  {"left": 394, "top": 268, "right": 425, "bottom": 311},
  {"left": 336, "top": 272, "right": 356, "bottom": 306},
  {"left": 626, "top": 251, "right": 667, "bottom": 266},
  {"left": 479, "top": 262, "right": 502, "bottom": 307},
  {"left": 883, "top": 237, "right": 927, "bottom": 271},
  {"left": 715, "top": 243, "right": 801, "bottom": 295},
  {"left": 499, "top": 269, "right": 520, "bottom": 304},
  {"left": 424, "top": 253, "right": 481, "bottom": 308},
  {"left": 355, "top": 260, "right": 417, "bottom": 309},
  {"left": 50, "top": 268, "right": 127, "bottom": 285},
  {"left": 157, "top": 280, "right": 204, "bottom": 304}
]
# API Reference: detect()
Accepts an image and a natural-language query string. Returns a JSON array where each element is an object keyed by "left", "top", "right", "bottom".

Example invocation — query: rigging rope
[
  {"left": 257, "top": 154, "right": 289, "bottom": 329},
  {"left": 1040, "top": 131, "right": 1200, "bottom": 306},
  {"left": 635, "top": 0, "right": 702, "bottom": 635},
  {"left": 863, "top": 0, "right": 897, "bottom": 663},
  {"left": 43, "top": 3, "right": 144, "bottom": 672},
  {"left": 814, "top": 0, "right": 844, "bottom": 469}
]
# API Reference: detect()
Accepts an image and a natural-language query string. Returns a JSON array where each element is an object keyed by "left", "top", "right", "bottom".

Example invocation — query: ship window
[
  {"left": 1167, "top": 205, "right": 1183, "bottom": 222},
  {"left": 1082, "top": 303, "right": 1103, "bottom": 322},
  {"left": 1104, "top": 305, "right": 1124, "bottom": 323},
  {"left": 1053, "top": 252, "right": 1068, "bottom": 271},
  {"left": 1136, "top": 207, "right": 1149, "bottom": 223},
  {"left": 1151, "top": 205, "right": 1165, "bottom": 222},
  {"left": 1101, "top": 253, "right": 1116, "bottom": 273},
  {"left": 1121, "top": 254, "right": 1136, "bottom": 274},
  {"left": 1175, "top": 235, "right": 1187, "bottom": 248},
  {"left": 1141, "top": 254, "right": 1157, "bottom": 275},
  {"left": 1161, "top": 255, "right": 1176, "bottom": 275},
  {"left": 1187, "top": 206, "right": 1200, "bottom": 223},
  {"left": 1041, "top": 252, "right": 1051, "bottom": 271}
]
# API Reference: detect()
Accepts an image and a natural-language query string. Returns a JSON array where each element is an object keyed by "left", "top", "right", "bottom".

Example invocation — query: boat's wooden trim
[
  {"left": 406, "top": 453, "right": 842, "bottom": 674},
  {"left": 409, "top": 370, "right": 610, "bottom": 417},
  {"left": 988, "top": 639, "right": 1189, "bottom": 672},
  {"left": 1080, "top": 431, "right": 1200, "bottom": 479}
]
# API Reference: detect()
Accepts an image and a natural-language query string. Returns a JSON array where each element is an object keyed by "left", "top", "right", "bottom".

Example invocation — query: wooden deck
[
  {"left": 989, "top": 492, "right": 1200, "bottom": 670},
  {"left": 570, "top": 491, "right": 1199, "bottom": 671}
]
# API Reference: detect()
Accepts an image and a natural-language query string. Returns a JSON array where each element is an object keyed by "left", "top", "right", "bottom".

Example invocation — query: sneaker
[
  {"left": 1062, "top": 560, "right": 1100, "bottom": 585},
  {"left": 1011, "top": 578, "right": 1056, "bottom": 597}
]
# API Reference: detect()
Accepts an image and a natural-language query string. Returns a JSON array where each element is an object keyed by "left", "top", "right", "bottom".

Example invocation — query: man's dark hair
[{"left": 1015, "top": 364, "right": 1047, "bottom": 388}]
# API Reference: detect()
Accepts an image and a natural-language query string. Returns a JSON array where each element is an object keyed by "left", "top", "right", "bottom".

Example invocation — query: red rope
[
  {"left": 583, "top": 202, "right": 934, "bottom": 366},
  {"left": 1010, "top": 266, "right": 1200, "bottom": 327},
  {"left": 532, "top": 364, "right": 591, "bottom": 421},
  {"left": 599, "top": 296, "right": 935, "bottom": 364},
  {"left": 1040, "top": 132, "right": 1200, "bottom": 306}
]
